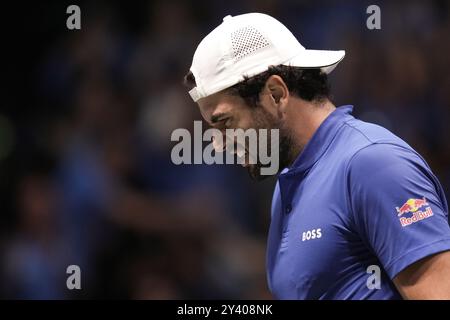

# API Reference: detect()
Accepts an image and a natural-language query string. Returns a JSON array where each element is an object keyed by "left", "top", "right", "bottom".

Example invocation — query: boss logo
[{"left": 302, "top": 228, "right": 322, "bottom": 241}]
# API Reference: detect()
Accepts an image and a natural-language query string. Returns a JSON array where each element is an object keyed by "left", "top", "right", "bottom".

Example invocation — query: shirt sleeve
[{"left": 347, "top": 143, "right": 450, "bottom": 279}]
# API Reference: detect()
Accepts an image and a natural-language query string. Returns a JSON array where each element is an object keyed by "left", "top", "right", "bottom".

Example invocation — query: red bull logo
[
  {"left": 395, "top": 197, "right": 433, "bottom": 227},
  {"left": 396, "top": 197, "right": 428, "bottom": 216}
]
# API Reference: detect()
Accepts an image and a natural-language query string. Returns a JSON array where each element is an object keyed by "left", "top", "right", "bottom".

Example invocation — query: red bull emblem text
[{"left": 395, "top": 197, "right": 434, "bottom": 227}]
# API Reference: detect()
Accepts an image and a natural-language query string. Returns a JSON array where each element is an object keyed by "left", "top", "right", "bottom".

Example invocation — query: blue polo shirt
[{"left": 267, "top": 105, "right": 450, "bottom": 299}]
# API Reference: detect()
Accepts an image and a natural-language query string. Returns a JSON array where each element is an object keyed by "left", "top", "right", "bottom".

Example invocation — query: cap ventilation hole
[{"left": 231, "top": 26, "right": 270, "bottom": 61}]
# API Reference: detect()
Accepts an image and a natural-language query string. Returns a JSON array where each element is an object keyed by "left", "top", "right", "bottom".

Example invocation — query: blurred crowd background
[{"left": 1, "top": 0, "right": 449, "bottom": 299}]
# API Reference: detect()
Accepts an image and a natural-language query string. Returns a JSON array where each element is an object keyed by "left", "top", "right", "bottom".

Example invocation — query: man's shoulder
[
  {"left": 343, "top": 117, "right": 408, "bottom": 147},
  {"left": 340, "top": 117, "right": 414, "bottom": 157},
  {"left": 333, "top": 117, "right": 428, "bottom": 176}
]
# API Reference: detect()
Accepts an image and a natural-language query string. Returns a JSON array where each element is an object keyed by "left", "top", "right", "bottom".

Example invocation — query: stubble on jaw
[{"left": 245, "top": 107, "right": 300, "bottom": 180}]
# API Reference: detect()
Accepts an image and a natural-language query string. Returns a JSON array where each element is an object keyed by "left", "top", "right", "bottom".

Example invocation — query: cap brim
[{"left": 285, "top": 49, "right": 345, "bottom": 74}]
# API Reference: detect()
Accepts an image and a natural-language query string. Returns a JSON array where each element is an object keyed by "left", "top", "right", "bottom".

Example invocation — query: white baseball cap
[{"left": 188, "top": 12, "right": 345, "bottom": 102}]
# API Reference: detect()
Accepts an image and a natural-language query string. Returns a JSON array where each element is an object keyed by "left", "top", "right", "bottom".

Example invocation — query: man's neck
[{"left": 286, "top": 99, "right": 336, "bottom": 166}]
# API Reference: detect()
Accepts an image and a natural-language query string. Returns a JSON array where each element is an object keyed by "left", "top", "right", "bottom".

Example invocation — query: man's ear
[{"left": 264, "top": 75, "right": 289, "bottom": 117}]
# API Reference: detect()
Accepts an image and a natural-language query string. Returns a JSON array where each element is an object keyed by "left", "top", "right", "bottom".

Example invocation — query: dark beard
[
  {"left": 247, "top": 128, "right": 295, "bottom": 181},
  {"left": 246, "top": 109, "right": 297, "bottom": 181},
  {"left": 278, "top": 129, "right": 297, "bottom": 171}
]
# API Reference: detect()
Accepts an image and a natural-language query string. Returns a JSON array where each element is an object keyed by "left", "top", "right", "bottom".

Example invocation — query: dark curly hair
[{"left": 184, "top": 65, "right": 331, "bottom": 107}]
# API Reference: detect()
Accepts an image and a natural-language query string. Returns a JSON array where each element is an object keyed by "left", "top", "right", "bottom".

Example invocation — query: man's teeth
[
  {"left": 212, "top": 135, "right": 225, "bottom": 152},
  {"left": 212, "top": 136, "right": 254, "bottom": 164},
  {"left": 236, "top": 145, "right": 246, "bottom": 158}
]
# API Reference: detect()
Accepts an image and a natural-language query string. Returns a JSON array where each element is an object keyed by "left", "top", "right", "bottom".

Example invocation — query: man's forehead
[
  {"left": 197, "top": 95, "right": 216, "bottom": 121},
  {"left": 198, "top": 91, "right": 238, "bottom": 119},
  {"left": 198, "top": 90, "right": 226, "bottom": 108}
]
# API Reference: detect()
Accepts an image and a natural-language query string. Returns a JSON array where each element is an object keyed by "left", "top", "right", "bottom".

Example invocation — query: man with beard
[{"left": 184, "top": 13, "right": 450, "bottom": 299}]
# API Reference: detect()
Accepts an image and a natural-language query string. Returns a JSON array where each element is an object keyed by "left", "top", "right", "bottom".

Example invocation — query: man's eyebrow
[{"left": 210, "top": 113, "right": 228, "bottom": 124}]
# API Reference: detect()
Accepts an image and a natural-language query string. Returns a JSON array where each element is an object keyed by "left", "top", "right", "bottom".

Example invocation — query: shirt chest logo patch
[
  {"left": 301, "top": 228, "right": 322, "bottom": 241},
  {"left": 395, "top": 197, "right": 433, "bottom": 227}
]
